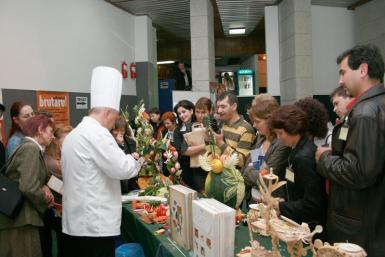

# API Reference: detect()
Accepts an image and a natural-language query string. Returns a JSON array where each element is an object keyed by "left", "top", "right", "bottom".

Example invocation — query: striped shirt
[{"left": 220, "top": 116, "right": 255, "bottom": 168}]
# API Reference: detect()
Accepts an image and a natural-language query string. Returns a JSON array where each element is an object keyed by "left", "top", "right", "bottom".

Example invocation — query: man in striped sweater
[{"left": 215, "top": 91, "right": 255, "bottom": 168}]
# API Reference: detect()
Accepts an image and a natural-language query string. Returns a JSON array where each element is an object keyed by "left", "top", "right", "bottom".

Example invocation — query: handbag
[
  {"left": 0, "top": 146, "right": 24, "bottom": 219},
  {"left": 0, "top": 171, "right": 24, "bottom": 218}
]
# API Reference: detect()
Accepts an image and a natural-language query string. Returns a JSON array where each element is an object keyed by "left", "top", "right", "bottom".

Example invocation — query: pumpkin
[{"left": 204, "top": 167, "right": 245, "bottom": 209}]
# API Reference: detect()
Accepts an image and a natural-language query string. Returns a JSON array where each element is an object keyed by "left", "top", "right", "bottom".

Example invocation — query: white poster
[{"left": 76, "top": 96, "right": 88, "bottom": 109}]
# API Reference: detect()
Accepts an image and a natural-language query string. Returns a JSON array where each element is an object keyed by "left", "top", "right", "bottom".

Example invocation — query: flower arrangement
[
  {"left": 132, "top": 100, "right": 183, "bottom": 195},
  {"left": 132, "top": 100, "right": 166, "bottom": 178},
  {"left": 163, "top": 145, "right": 182, "bottom": 184}
]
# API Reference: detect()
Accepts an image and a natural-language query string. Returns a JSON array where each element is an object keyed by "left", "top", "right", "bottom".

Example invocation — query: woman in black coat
[
  {"left": 172, "top": 100, "right": 206, "bottom": 188},
  {"left": 269, "top": 105, "right": 327, "bottom": 234}
]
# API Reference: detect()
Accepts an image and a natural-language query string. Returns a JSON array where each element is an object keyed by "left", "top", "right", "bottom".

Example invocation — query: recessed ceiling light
[
  {"left": 229, "top": 27, "right": 246, "bottom": 35},
  {"left": 157, "top": 60, "right": 175, "bottom": 65}
]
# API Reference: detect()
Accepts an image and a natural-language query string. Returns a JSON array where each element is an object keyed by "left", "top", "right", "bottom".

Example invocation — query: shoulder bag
[{"left": 0, "top": 146, "right": 24, "bottom": 218}]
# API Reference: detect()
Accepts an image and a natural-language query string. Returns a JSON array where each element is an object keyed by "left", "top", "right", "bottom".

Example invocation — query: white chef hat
[{"left": 90, "top": 66, "right": 122, "bottom": 111}]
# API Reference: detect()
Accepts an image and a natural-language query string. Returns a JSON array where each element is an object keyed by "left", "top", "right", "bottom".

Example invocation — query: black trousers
[
  {"left": 61, "top": 234, "right": 114, "bottom": 257},
  {"left": 40, "top": 209, "right": 64, "bottom": 257},
  {"left": 191, "top": 167, "right": 207, "bottom": 192}
]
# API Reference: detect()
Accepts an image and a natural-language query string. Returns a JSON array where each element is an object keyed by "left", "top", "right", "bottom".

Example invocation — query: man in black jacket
[
  {"left": 316, "top": 44, "right": 385, "bottom": 257},
  {"left": 174, "top": 62, "right": 192, "bottom": 90}
]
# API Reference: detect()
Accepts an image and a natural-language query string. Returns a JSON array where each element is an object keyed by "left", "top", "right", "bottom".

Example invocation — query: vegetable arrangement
[
  {"left": 131, "top": 200, "right": 168, "bottom": 224},
  {"left": 199, "top": 116, "right": 245, "bottom": 209}
]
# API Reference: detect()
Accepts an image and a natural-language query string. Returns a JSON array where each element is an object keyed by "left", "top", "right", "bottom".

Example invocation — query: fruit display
[{"left": 198, "top": 116, "right": 245, "bottom": 209}]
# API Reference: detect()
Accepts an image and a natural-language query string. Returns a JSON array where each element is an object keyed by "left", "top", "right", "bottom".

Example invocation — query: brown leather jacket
[{"left": 318, "top": 84, "right": 385, "bottom": 257}]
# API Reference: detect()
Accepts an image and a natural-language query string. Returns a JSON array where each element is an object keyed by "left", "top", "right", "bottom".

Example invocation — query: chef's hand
[
  {"left": 131, "top": 152, "right": 140, "bottom": 160},
  {"left": 137, "top": 157, "right": 145, "bottom": 167},
  {"left": 315, "top": 146, "right": 331, "bottom": 162}
]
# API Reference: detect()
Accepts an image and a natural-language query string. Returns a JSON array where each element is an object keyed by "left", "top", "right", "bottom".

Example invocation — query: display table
[{"left": 121, "top": 203, "right": 312, "bottom": 257}]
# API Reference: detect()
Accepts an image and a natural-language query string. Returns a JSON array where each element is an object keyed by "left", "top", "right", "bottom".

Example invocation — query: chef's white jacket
[{"left": 61, "top": 116, "right": 140, "bottom": 237}]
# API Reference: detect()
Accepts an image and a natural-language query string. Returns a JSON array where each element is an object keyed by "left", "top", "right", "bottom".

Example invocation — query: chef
[{"left": 61, "top": 66, "right": 141, "bottom": 257}]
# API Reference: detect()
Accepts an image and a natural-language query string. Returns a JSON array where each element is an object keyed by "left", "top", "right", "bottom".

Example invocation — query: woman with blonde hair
[
  {"left": 42, "top": 124, "right": 73, "bottom": 257},
  {"left": 45, "top": 125, "right": 73, "bottom": 179}
]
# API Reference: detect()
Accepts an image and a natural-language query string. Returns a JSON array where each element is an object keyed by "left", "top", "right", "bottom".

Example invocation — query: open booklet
[{"left": 47, "top": 175, "right": 63, "bottom": 195}]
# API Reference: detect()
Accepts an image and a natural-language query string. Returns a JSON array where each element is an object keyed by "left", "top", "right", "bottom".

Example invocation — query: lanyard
[{"left": 287, "top": 145, "right": 300, "bottom": 169}]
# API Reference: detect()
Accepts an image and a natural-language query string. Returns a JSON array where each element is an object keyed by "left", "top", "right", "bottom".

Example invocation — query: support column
[
  {"left": 265, "top": 6, "right": 281, "bottom": 98},
  {"left": 135, "top": 16, "right": 158, "bottom": 108},
  {"left": 190, "top": 0, "right": 215, "bottom": 92},
  {"left": 278, "top": 0, "right": 313, "bottom": 104},
  {"left": 355, "top": 0, "right": 385, "bottom": 82}
]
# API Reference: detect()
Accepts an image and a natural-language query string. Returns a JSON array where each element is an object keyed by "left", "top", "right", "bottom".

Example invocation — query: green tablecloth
[{"left": 121, "top": 203, "right": 312, "bottom": 257}]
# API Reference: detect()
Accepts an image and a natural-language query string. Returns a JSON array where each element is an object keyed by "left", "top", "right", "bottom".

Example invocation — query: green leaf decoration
[
  {"left": 202, "top": 116, "right": 217, "bottom": 156},
  {"left": 221, "top": 168, "right": 245, "bottom": 203},
  {"left": 205, "top": 145, "right": 221, "bottom": 155},
  {"left": 120, "top": 105, "right": 130, "bottom": 122}
]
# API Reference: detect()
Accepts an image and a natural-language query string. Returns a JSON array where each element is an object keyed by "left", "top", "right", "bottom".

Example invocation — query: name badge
[
  {"left": 285, "top": 167, "right": 295, "bottom": 183},
  {"left": 339, "top": 126, "right": 349, "bottom": 141}
]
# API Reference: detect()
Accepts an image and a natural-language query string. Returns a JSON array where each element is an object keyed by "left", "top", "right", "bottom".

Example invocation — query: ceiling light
[
  {"left": 157, "top": 60, "right": 175, "bottom": 65},
  {"left": 229, "top": 27, "right": 246, "bottom": 35}
]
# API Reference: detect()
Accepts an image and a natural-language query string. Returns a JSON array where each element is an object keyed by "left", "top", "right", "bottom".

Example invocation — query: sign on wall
[
  {"left": 75, "top": 96, "right": 88, "bottom": 109},
  {"left": 36, "top": 91, "right": 70, "bottom": 125}
]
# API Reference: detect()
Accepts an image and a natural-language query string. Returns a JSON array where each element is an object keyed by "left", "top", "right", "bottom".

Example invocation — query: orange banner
[{"left": 36, "top": 91, "right": 70, "bottom": 126}]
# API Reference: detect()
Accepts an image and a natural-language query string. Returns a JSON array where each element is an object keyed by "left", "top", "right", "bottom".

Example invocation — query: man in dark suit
[{"left": 174, "top": 62, "right": 192, "bottom": 90}]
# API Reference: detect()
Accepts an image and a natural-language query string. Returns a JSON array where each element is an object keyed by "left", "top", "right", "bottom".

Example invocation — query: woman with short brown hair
[{"left": 269, "top": 105, "right": 327, "bottom": 234}]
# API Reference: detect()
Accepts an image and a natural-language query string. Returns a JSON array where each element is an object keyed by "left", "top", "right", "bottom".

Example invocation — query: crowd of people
[{"left": 0, "top": 44, "right": 383, "bottom": 257}]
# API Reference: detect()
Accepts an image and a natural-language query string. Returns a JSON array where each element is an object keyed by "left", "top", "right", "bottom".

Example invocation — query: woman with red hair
[
  {"left": 161, "top": 111, "right": 176, "bottom": 143},
  {"left": 0, "top": 115, "right": 55, "bottom": 257},
  {"left": 5, "top": 101, "right": 34, "bottom": 160},
  {"left": 160, "top": 112, "right": 176, "bottom": 176}
]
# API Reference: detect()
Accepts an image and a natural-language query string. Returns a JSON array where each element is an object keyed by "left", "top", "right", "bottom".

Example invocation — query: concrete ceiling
[
  {"left": 106, "top": 0, "right": 369, "bottom": 65},
  {"left": 312, "top": 0, "right": 361, "bottom": 7},
  {"left": 216, "top": 0, "right": 276, "bottom": 36},
  {"left": 107, "top": 0, "right": 365, "bottom": 43},
  {"left": 107, "top": 0, "right": 191, "bottom": 43}
]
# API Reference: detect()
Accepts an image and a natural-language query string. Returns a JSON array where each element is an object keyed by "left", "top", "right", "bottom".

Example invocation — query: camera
[{"left": 209, "top": 116, "right": 221, "bottom": 134}]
